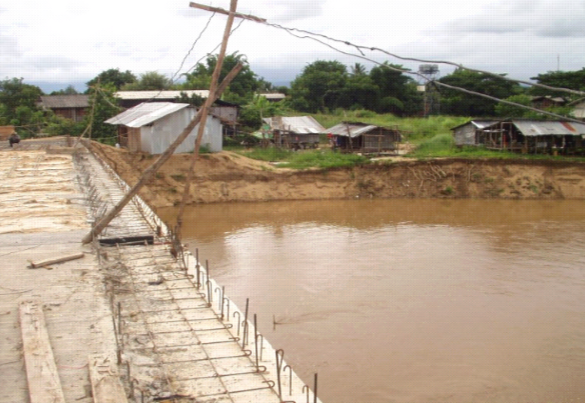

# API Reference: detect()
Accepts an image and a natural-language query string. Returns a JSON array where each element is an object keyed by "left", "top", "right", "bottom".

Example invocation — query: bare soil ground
[{"left": 90, "top": 142, "right": 585, "bottom": 209}]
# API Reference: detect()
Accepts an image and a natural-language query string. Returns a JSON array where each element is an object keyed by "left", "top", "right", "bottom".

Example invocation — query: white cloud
[{"left": 1, "top": 0, "right": 584, "bottom": 90}]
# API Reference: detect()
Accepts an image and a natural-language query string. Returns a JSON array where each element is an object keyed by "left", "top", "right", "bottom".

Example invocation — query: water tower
[{"left": 417, "top": 64, "right": 440, "bottom": 116}]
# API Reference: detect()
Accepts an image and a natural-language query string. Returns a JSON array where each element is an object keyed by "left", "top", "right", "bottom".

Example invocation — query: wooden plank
[
  {"left": 19, "top": 300, "right": 66, "bottom": 403},
  {"left": 28, "top": 252, "right": 85, "bottom": 269},
  {"left": 88, "top": 354, "right": 128, "bottom": 403}
]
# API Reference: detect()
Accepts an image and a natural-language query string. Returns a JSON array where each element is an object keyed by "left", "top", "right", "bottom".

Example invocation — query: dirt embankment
[{"left": 91, "top": 142, "right": 585, "bottom": 209}]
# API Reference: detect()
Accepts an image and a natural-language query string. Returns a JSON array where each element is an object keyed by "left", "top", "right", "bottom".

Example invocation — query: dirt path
[{"left": 91, "top": 142, "right": 585, "bottom": 209}]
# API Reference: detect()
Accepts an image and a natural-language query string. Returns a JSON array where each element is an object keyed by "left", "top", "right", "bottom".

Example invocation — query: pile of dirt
[{"left": 90, "top": 142, "right": 585, "bottom": 209}]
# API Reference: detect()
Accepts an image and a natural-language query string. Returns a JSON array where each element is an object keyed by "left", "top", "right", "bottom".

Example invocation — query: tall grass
[
  {"left": 283, "top": 150, "right": 369, "bottom": 169},
  {"left": 238, "top": 147, "right": 293, "bottom": 161},
  {"left": 407, "top": 133, "right": 455, "bottom": 157},
  {"left": 237, "top": 148, "right": 369, "bottom": 169},
  {"left": 310, "top": 111, "right": 468, "bottom": 144}
]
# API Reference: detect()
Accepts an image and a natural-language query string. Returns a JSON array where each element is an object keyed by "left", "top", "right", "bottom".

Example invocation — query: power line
[
  {"left": 169, "top": 11, "right": 217, "bottom": 85},
  {"left": 278, "top": 28, "right": 583, "bottom": 123},
  {"left": 264, "top": 22, "right": 585, "bottom": 98},
  {"left": 187, "top": 2, "right": 584, "bottom": 120}
]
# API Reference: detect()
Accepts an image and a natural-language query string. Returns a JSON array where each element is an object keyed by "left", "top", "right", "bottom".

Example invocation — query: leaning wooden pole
[
  {"left": 176, "top": 0, "right": 239, "bottom": 235},
  {"left": 81, "top": 64, "right": 243, "bottom": 244}
]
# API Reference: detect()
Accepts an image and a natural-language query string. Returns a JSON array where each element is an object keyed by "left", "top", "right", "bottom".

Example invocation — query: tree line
[{"left": 2, "top": 52, "right": 585, "bottom": 139}]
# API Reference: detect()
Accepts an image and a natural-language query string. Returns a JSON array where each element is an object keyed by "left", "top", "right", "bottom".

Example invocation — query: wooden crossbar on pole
[{"left": 189, "top": 2, "right": 266, "bottom": 23}]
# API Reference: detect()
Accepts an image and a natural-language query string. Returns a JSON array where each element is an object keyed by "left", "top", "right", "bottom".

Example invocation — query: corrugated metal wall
[
  {"left": 139, "top": 109, "right": 222, "bottom": 154},
  {"left": 454, "top": 125, "right": 476, "bottom": 146}
]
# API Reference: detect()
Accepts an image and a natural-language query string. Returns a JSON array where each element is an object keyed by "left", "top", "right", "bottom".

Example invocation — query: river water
[{"left": 159, "top": 199, "right": 585, "bottom": 403}]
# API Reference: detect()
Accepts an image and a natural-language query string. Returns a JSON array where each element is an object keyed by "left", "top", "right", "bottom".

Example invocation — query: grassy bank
[
  {"left": 309, "top": 110, "right": 468, "bottom": 142},
  {"left": 232, "top": 111, "right": 585, "bottom": 167},
  {"left": 237, "top": 148, "right": 369, "bottom": 169}
]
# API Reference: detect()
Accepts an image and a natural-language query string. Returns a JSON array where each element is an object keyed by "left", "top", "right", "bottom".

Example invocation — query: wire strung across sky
[
  {"left": 153, "top": 3, "right": 585, "bottom": 124},
  {"left": 275, "top": 26, "right": 584, "bottom": 123},
  {"left": 265, "top": 22, "right": 585, "bottom": 98}
]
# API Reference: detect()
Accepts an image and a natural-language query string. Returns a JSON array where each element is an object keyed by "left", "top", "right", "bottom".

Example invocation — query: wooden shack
[
  {"left": 39, "top": 95, "right": 89, "bottom": 122},
  {"left": 326, "top": 122, "right": 401, "bottom": 153},
  {"left": 478, "top": 120, "right": 585, "bottom": 154},
  {"left": 263, "top": 116, "right": 324, "bottom": 149},
  {"left": 451, "top": 120, "right": 498, "bottom": 147}
]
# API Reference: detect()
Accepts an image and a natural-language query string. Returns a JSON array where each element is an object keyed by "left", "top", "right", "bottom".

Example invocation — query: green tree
[
  {"left": 176, "top": 91, "right": 205, "bottom": 107},
  {"left": 369, "top": 63, "right": 419, "bottom": 115},
  {"left": 86, "top": 68, "right": 137, "bottom": 91},
  {"left": 495, "top": 94, "right": 535, "bottom": 117},
  {"left": 50, "top": 85, "right": 79, "bottom": 95},
  {"left": 529, "top": 68, "right": 585, "bottom": 97},
  {"left": 340, "top": 73, "right": 379, "bottom": 111},
  {"left": 438, "top": 69, "right": 521, "bottom": 116},
  {"left": 182, "top": 52, "right": 260, "bottom": 104},
  {"left": 239, "top": 95, "right": 284, "bottom": 129},
  {"left": 256, "top": 77, "right": 275, "bottom": 93},
  {"left": 351, "top": 63, "right": 367, "bottom": 76},
  {"left": 288, "top": 60, "right": 348, "bottom": 112},
  {"left": 0, "top": 77, "right": 45, "bottom": 136},
  {"left": 122, "top": 71, "right": 172, "bottom": 91},
  {"left": 85, "top": 83, "right": 122, "bottom": 143},
  {"left": 45, "top": 114, "right": 86, "bottom": 136}
]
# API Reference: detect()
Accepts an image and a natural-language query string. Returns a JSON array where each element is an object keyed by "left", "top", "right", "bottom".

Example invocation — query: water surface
[{"left": 160, "top": 199, "right": 585, "bottom": 403}]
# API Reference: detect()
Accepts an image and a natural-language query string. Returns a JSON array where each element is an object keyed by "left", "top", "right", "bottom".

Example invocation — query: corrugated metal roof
[
  {"left": 450, "top": 120, "right": 499, "bottom": 131},
  {"left": 509, "top": 120, "right": 585, "bottom": 136},
  {"left": 326, "top": 122, "right": 380, "bottom": 138},
  {"left": 105, "top": 102, "right": 191, "bottom": 128},
  {"left": 115, "top": 90, "right": 209, "bottom": 100},
  {"left": 263, "top": 116, "right": 325, "bottom": 134},
  {"left": 39, "top": 95, "right": 90, "bottom": 108},
  {"left": 258, "top": 93, "right": 286, "bottom": 100}
]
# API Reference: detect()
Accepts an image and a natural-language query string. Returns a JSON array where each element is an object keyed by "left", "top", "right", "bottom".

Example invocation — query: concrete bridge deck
[{"left": 0, "top": 138, "right": 319, "bottom": 403}]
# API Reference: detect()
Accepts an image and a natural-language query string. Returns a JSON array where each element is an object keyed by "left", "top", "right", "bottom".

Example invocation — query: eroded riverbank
[{"left": 91, "top": 142, "right": 585, "bottom": 208}]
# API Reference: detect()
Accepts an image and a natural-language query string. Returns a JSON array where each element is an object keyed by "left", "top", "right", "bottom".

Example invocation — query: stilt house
[{"left": 477, "top": 120, "right": 585, "bottom": 155}]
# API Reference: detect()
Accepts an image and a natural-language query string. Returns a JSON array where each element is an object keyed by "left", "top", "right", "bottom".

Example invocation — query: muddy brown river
[{"left": 159, "top": 199, "right": 585, "bottom": 403}]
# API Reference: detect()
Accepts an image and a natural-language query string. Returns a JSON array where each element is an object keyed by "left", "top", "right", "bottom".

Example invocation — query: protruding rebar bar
[
  {"left": 275, "top": 349, "right": 285, "bottom": 398},
  {"left": 254, "top": 314, "right": 259, "bottom": 371},
  {"left": 195, "top": 248, "right": 201, "bottom": 288},
  {"left": 233, "top": 311, "right": 241, "bottom": 336},
  {"left": 243, "top": 298, "right": 250, "bottom": 347},
  {"left": 283, "top": 365, "right": 293, "bottom": 395},
  {"left": 314, "top": 373, "right": 318, "bottom": 403}
]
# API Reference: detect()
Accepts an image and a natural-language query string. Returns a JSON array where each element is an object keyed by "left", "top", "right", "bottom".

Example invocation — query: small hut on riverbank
[
  {"left": 326, "top": 122, "right": 401, "bottom": 153},
  {"left": 451, "top": 120, "right": 499, "bottom": 147},
  {"left": 263, "top": 116, "right": 324, "bottom": 149},
  {"left": 477, "top": 120, "right": 585, "bottom": 155}
]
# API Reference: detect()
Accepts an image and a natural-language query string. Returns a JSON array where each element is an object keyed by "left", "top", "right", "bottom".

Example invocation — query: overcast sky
[{"left": 1, "top": 0, "right": 584, "bottom": 92}]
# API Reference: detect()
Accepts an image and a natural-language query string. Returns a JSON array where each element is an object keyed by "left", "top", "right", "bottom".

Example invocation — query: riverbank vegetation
[{"left": 3, "top": 55, "right": 585, "bottom": 163}]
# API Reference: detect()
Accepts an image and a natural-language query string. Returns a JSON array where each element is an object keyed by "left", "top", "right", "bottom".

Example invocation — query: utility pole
[
  {"left": 81, "top": 0, "right": 243, "bottom": 244},
  {"left": 175, "top": 0, "right": 250, "bottom": 235}
]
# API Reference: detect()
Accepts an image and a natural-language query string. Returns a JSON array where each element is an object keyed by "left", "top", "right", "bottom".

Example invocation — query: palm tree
[{"left": 351, "top": 63, "right": 367, "bottom": 76}]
